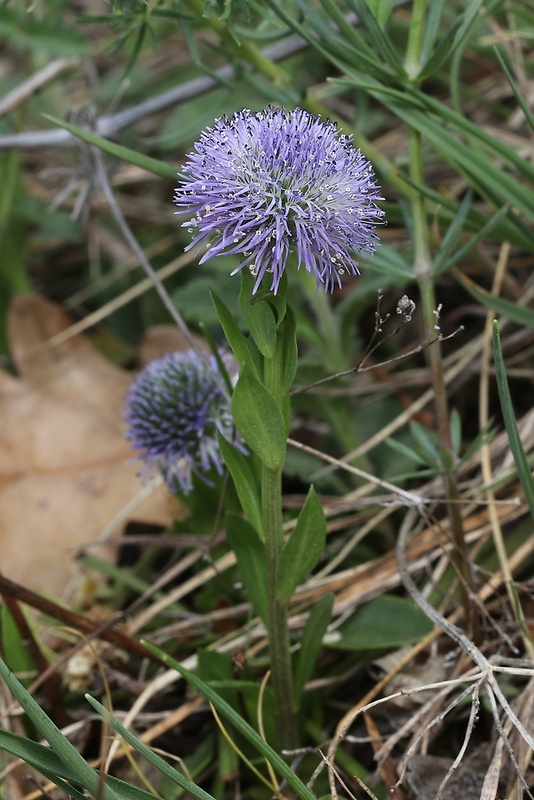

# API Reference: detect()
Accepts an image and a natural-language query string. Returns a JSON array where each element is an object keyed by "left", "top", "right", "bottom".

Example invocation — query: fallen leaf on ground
[{"left": 0, "top": 295, "right": 173, "bottom": 598}]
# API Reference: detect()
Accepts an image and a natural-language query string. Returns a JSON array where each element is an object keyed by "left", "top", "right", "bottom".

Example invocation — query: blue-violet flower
[
  {"left": 174, "top": 106, "right": 384, "bottom": 294},
  {"left": 124, "top": 350, "right": 237, "bottom": 494}
]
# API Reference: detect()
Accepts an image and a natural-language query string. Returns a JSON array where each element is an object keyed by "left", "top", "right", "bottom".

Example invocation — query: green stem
[
  {"left": 404, "top": 0, "right": 429, "bottom": 79},
  {"left": 262, "top": 348, "right": 298, "bottom": 750}
]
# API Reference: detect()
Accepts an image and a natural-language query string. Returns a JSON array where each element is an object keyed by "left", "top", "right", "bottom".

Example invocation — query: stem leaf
[
  {"left": 239, "top": 273, "right": 278, "bottom": 359},
  {"left": 210, "top": 290, "right": 261, "bottom": 377},
  {"left": 231, "top": 367, "right": 287, "bottom": 469},
  {"left": 226, "top": 513, "right": 268, "bottom": 622},
  {"left": 294, "top": 593, "right": 333, "bottom": 704},
  {"left": 218, "top": 435, "right": 263, "bottom": 536},
  {"left": 276, "top": 486, "right": 326, "bottom": 603}
]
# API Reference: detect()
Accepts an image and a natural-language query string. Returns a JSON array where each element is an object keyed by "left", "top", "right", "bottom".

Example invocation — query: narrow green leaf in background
[
  {"left": 41, "top": 114, "right": 178, "bottom": 180},
  {"left": 353, "top": 0, "right": 405, "bottom": 75},
  {"left": 0, "top": 727, "right": 160, "bottom": 800},
  {"left": 455, "top": 271, "right": 534, "bottom": 329},
  {"left": 493, "top": 322, "right": 534, "bottom": 519},
  {"left": 85, "top": 696, "right": 218, "bottom": 800},
  {"left": 363, "top": 0, "right": 397, "bottom": 26}
]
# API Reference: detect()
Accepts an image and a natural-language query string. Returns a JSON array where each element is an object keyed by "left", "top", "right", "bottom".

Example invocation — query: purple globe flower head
[
  {"left": 174, "top": 106, "right": 384, "bottom": 295},
  {"left": 124, "top": 350, "right": 238, "bottom": 494}
]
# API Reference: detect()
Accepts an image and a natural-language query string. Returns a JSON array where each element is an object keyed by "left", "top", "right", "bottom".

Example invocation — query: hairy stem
[{"left": 262, "top": 352, "right": 298, "bottom": 750}]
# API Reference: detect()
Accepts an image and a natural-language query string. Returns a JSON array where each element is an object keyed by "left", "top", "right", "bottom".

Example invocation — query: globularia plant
[
  {"left": 124, "top": 350, "right": 238, "bottom": 494},
  {"left": 127, "top": 106, "right": 383, "bottom": 749},
  {"left": 173, "top": 106, "right": 384, "bottom": 294}
]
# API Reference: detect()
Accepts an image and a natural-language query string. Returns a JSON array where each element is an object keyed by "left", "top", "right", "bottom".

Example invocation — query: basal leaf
[{"left": 323, "top": 595, "right": 433, "bottom": 650}]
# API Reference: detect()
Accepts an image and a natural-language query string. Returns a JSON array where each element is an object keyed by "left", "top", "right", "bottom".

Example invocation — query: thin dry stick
[
  {"left": 0, "top": 58, "right": 78, "bottom": 118},
  {"left": 314, "top": 271, "right": 534, "bottom": 483},
  {"left": 287, "top": 437, "right": 426, "bottom": 507},
  {"left": 400, "top": 682, "right": 481, "bottom": 800},
  {"left": 293, "top": 294, "right": 462, "bottom": 396},
  {"left": 91, "top": 147, "right": 201, "bottom": 355},
  {"left": 377, "top": 674, "right": 478, "bottom": 767}
]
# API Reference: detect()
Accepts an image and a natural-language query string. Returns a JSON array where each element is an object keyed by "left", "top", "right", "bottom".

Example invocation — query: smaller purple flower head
[
  {"left": 124, "top": 350, "right": 237, "bottom": 494},
  {"left": 174, "top": 106, "right": 384, "bottom": 295}
]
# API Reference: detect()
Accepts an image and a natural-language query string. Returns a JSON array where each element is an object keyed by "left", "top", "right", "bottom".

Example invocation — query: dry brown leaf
[{"left": 0, "top": 295, "right": 172, "bottom": 597}]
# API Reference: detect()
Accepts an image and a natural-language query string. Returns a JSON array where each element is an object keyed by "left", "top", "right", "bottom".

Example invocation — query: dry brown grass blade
[{"left": 364, "top": 712, "right": 408, "bottom": 800}]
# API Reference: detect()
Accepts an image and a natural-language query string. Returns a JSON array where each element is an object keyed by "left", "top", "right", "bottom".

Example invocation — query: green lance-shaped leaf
[
  {"left": 210, "top": 290, "right": 261, "bottom": 378},
  {"left": 276, "top": 486, "right": 326, "bottom": 603},
  {"left": 239, "top": 272, "right": 278, "bottom": 359},
  {"left": 226, "top": 514, "right": 268, "bottom": 623},
  {"left": 294, "top": 593, "right": 334, "bottom": 704},
  {"left": 456, "top": 272, "right": 534, "bottom": 329},
  {"left": 231, "top": 367, "right": 287, "bottom": 470},
  {"left": 218, "top": 434, "right": 263, "bottom": 537}
]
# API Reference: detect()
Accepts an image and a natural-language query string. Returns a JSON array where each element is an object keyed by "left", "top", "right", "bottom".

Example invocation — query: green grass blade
[
  {"left": 41, "top": 114, "right": 178, "bottom": 180},
  {"left": 0, "top": 728, "right": 87, "bottom": 800},
  {"left": 432, "top": 189, "right": 472, "bottom": 274},
  {"left": 420, "top": 0, "right": 445, "bottom": 64},
  {"left": 494, "top": 47, "right": 534, "bottom": 132},
  {"left": 0, "top": 727, "right": 158, "bottom": 800},
  {"left": 456, "top": 273, "right": 534, "bottom": 329},
  {"left": 492, "top": 322, "right": 534, "bottom": 519},
  {"left": 419, "top": 17, "right": 462, "bottom": 79},
  {"left": 396, "top": 108, "right": 534, "bottom": 219},
  {"left": 347, "top": 0, "right": 406, "bottom": 75},
  {"left": 0, "top": 658, "right": 120, "bottom": 800},
  {"left": 140, "top": 643, "right": 317, "bottom": 800},
  {"left": 442, "top": 204, "right": 510, "bottom": 271},
  {"left": 85, "top": 696, "right": 218, "bottom": 800}
]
